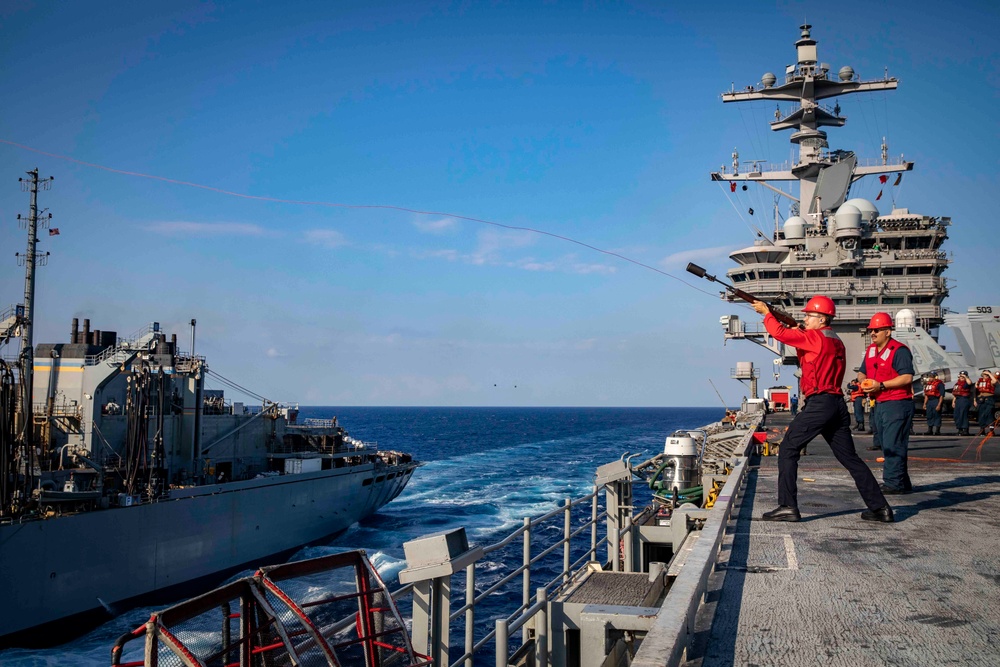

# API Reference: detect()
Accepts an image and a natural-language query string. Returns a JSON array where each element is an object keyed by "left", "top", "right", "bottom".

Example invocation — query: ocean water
[{"left": 0, "top": 406, "right": 721, "bottom": 666}]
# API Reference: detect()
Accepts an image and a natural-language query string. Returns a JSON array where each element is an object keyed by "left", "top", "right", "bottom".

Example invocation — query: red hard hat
[
  {"left": 867, "top": 312, "right": 893, "bottom": 330},
  {"left": 802, "top": 295, "right": 836, "bottom": 317}
]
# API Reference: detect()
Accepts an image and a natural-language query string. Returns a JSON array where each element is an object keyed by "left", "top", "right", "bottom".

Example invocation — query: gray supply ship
[{"left": 0, "top": 172, "right": 420, "bottom": 647}]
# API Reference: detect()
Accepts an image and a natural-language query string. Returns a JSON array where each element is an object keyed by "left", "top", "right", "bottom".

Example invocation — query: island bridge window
[
  {"left": 855, "top": 268, "right": 878, "bottom": 277},
  {"left": 791, "top": 298, "right": 805, "bottom": 306},
  {"left": 908, "top": 295, "right": 934, "bottom": 304},
  {"left": 731, "top": 272, "right": 747, "bottom": 282},
  {"left": 806, "top": 269, "right": 829, "bottom": 278},
  {"left": 832, "top": 298, "right": 854, "bottom": 305},
  {"left": 783, "top": 270, "right": 804, "bottom": 279},
  {"left": 881, "top": 297, "right": 904, "bottom": 305},
  {"left": 830, "top": 268, "right": 854, "bottom": 277},
  {"left": 906, "top": 266, "right": 933, "bottom": 275},
  {"left": 759, "top": 270, "right": 780, "bottom": 279},
  {"left": 856, "top": 297, "right": 879, "bottom": 305},
  {"left": 881, "top": 267, "right": 904, "bottom": 276}
]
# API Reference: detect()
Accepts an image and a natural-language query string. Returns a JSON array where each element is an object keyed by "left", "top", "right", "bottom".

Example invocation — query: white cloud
[
  {"left": 305, "top": 229, "right": 348, "bottom": 248},
  {"left": 412, "top": 248, "right": 460, "bottom": 262},
  {"left": 658, "top": 245, "right": 737, "bottom": 270},
  {"left": 413, "top": 217, "right": 458, "bottom": 234},
  {"left": 144, "top": 222, "right": 269, "bottom": 236},
  {"left": 470, "top": 229, "right": 536, "bottom": 265},
  {"left": 515, "top": 259, "right": 557, "bottom": 272},
  {"left": 570, "top": 262, "right": 617, "bottom": 275},
  {"left": 265, "top": 347, "right": 285, "bottom": 358}
]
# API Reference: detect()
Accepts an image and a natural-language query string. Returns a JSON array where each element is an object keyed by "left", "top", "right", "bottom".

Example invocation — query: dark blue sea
[{"left": 0, "top": 406, "right": 721, "bottom": 666}]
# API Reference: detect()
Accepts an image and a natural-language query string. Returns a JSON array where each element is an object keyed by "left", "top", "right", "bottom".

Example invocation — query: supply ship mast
[
  {"left": 711, "top": 24, "right": 950, "bottom": 369},
  {"left": 0, "top": 171, "right": 420, "bottom": 647}
]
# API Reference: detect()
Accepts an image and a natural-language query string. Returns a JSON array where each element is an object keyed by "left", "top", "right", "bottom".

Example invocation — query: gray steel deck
[{"left": 684, "top": 412, "right": 1000, "bottom": 667}]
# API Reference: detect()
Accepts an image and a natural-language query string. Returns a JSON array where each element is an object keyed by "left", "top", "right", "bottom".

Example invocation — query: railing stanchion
[
  {"left": 535, "top": 587, "right": 548, "bottom": 667},
  {"left": 563, "top": 498, "right": 571, "bottom": 582},
  {"left": 522, "top": 516, "right": 531, "bottom": 643},
  {"left": 495, "top": 619, "right": 509, "bottom": 667},
  {"left": 610, "top": 522, "right": 620, "bottom": 572},
  {"left": 465, "top": 564, "right": 475, "bottom": 667},
  {"left": 591, "top": 484, "right": 598, "bottom": 561},
  {"left": 623, "top": 515, "right": 633, "bottom": 573}
]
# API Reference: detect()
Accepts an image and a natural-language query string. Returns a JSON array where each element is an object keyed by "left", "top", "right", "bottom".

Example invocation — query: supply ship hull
[
  {"left": 0, "top": 178, "right": 421, "bottom": 647},
  {"left": 1, "top": 458, "right": 414, "bottom": 646}
]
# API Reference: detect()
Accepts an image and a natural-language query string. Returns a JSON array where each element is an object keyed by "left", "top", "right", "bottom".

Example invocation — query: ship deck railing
[
  {"left": 384, "top": 483, "right": 635, "bottom": 667},
  {"left": 83, "top": 322, "right": 160, "bottom": 366},
  {"left": 726, "top": 276, "right": 947, "bottom": 299},
  {"left": 715, "top": 154, "right": 909, "bottom": 178}
]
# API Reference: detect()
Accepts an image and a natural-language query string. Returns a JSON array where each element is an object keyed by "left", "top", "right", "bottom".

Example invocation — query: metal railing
[
  {"left": 84, "top": 323, "right": 159, "bottom": 366},
  {"left": 454, "top": 490, "right": 603, "bottom": 667},
  {"left": 383, "top": 482, "right": 633, "bottom": 667}
]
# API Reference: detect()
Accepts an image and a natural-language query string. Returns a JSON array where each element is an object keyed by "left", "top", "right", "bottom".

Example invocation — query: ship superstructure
[
  {"left": 0, "top": 172, "right": 420, "bottom": 647},
  {"left": 711, "top": 25, "right": 950, "bottom": 369}
]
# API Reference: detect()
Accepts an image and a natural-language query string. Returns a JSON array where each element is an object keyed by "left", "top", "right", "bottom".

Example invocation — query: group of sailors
[
  {"left": 848, "top": 368, "right": 998, "bottom": 438},
  {"left": 751, "top": 294, "right": 1000, "bottom": 525}
]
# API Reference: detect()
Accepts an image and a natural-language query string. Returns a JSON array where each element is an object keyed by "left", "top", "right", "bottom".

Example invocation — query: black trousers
[{"left": 778, "top": 393, "right": 887, "bottom": 511}]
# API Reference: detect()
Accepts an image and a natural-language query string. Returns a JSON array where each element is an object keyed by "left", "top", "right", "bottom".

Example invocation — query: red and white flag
[{"left": 49, "top": 228, "right": 60, "bottom": 236}]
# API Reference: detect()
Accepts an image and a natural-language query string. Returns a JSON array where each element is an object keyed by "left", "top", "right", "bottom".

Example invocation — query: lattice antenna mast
[
  {"left": 15, "top": 168, "right": 54, "bottom": 442},
  {"left": 711, "top": 24, "right": 911, "bottom": 215}
]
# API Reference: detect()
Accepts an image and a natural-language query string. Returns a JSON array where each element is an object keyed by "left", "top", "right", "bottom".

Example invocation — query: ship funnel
[
  {"left": 83, "top": 319, "right": 91, "bottom": 344},
  {"left": 71, "top": 318, "right": 79, "bottom": 344}
]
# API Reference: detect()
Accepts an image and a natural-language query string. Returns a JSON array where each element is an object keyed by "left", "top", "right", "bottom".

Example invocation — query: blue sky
[{"left": 1, "top": 1, "right": 997, "bottom": 407}]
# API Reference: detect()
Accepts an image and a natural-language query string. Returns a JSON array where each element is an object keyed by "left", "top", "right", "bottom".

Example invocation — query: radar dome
[
  {"left": 843, "top": 198, "right": 879, "bottom": 223},
  {"left": 782, "top": 216, "right": 806, "bottom": 240},
  {"left": 895, "top": 309, "right": 916, "bottom": 328},
  {"left": 834, "top": 204, "right": 862, "bottom": 239},
  {"left": 762, "top": 72, "right": 777, "bottom": 88},
  {"left": 838, "top": 66, "right": 854, "bottom": 82}
]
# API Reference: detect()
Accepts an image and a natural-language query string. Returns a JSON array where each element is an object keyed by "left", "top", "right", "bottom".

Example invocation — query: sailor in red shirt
[
  {"left": 921, "top": 372, "right": 945, "bottom": 436},
  {"left": 751, "top": 296, "right": 892, "bottom": 523},
  {"left": 976, "top": 370, "right": 998, "bottom": 434},
  {"left": 951, "top": 370, "right": 973, "bottom": 436}
]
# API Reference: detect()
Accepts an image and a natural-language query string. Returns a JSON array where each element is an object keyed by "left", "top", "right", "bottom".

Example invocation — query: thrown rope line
[{"left": 0, "top": 138, "right": 721, "bottom": 297}]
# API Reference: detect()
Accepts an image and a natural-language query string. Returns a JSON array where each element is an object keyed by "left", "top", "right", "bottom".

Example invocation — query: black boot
[
  {"left": 762, "top": 506, "right": 801, "bottom": 522},
  {"left": 861, "top": 505, "right": 894, "bottom": 523},
  {"left": 934, "top": 426, "right": 941, "bottom": 436}
]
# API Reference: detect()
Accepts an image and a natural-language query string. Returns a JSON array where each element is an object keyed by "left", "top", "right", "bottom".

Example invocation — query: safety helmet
[
  {"left": 959, "top": 370, "right": 968, "bottom": 377},
  {"left": 867, "top": 312, "right": 893, "bottom": 330},
  {"left": 802, "top": 295, "right": 836, "bottom": 317}
]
